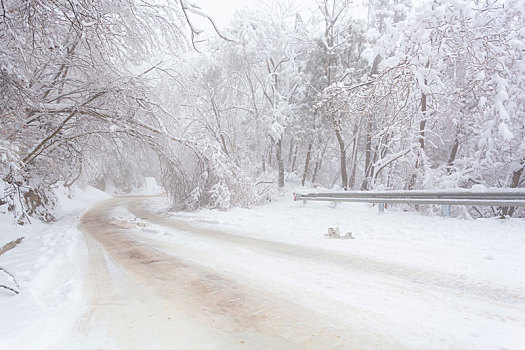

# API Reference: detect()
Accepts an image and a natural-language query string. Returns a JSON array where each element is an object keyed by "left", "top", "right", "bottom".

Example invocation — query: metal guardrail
[{"left": 294, "top": 190, "right": 525, "bottom": 216}]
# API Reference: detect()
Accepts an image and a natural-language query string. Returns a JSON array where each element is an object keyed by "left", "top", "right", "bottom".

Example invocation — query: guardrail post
[
  {"left": 441, "top": 204, "right": 451, "bottom": 217},
  {"left": 378, "top": 202, "right": 385, "bottom": 213}
]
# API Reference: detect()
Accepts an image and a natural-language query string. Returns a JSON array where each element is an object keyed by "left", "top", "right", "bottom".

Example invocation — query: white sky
[
  {"left": 197, "top": 0, "right": 367, "bottom": 32},
  {"left": 197, "top": 0, "right": 252, "bottom": 28}
]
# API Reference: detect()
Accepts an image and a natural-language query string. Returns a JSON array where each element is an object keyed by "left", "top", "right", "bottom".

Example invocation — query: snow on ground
[
  {"left": 1, "top": 186, "right": 525, "bottom": 349},
  {"left": 132, "top": 191, "right": 525, "bottom": 349},
  {"left": 158, "top": 192, "right": 525, "bottom": 291},
  {"left": 0, "top": 185, "right": 110, "bottom": 350}
]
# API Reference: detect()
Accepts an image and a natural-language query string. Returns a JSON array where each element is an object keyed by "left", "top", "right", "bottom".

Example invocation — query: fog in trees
[{"left": 1, "top": 0, "right": 524, "bottom": 222}]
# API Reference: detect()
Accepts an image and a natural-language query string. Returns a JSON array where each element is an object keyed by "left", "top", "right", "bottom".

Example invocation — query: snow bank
[
  {"left": 54, "top": 183, "right": 111, "bottom": 216},
  {"left": 0, "top": 184, "right": 112, "bottom": 349},
  {"left": 133, "top": 193, "right": 525, "bottom": 350},
  {"left": 167, "top": 191, "right": 525, "bottom": 291}
]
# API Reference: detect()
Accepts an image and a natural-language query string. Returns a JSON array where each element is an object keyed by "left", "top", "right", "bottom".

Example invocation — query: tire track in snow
[
  {"left": 78, "top": 197, "right": 398, "bottom": 349},
  {"left": 125, "top": 196, "right": 525, "bottom": 306}
]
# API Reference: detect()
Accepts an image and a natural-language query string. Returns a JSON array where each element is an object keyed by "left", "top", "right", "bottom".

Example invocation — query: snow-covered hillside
[{"left": 0, "top": 186, "right": 109, "bottom": 349}]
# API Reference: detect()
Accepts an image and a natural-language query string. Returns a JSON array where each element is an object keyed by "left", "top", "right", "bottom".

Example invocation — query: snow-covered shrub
[
  {"left": 161, "top": 143, "right": 257, "bottom": 211},
  {"left": 1, "top": 143, "right": 56, "bottom": 223},
  {"left": 208, "top": 182, "right": 231, "bottom": 209}
]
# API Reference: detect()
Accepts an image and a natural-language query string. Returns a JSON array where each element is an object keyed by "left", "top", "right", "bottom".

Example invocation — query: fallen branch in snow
[
  {"left": 0, "top": 238, "right": 24, "bottom": 295},
  {"left": 0, "top": 237, "right": 24, "bottom": 256},
  {"left": 0, "top": 267, "right": 20, "bottom": 295},
  {"left": 0, "top": 285, "right": 19, "bottom": 294}
]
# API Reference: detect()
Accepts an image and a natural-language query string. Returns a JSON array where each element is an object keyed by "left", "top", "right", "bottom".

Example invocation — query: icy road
[{"left": 75, "top": 196, "right": 525, "bottom": 349}]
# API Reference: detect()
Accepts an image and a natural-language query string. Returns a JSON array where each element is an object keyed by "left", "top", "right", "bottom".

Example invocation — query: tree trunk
[
  {"left": 311, "top": 157, "right": 322, "bottom": 184},
  {"left": 408, "top": 90, "right": 428, "bottom": 190},
  {"left": 419, "top": 92, "right": 427, "bottom": 150},
  {"left": 311, "top": 138, "right": 330, "bottom": 184},
  {"left": 335, "top": 127, "right": 348, "bottom": 190},
  {"left": 502, "top": 162, "right": 524, "bottom": 217},
  {"left": 302, "top": 142, "right": 313, "bottom": 187},
  {"left": 287, "top": 138, "right": 294, "bottom": 169},
  {"left": 276, "top": 138, "right": 284, "bottom": 188},
  {"left": 362, "top": 118, "right": 373, "bottom": 190},
  {"left": 268, "top": 143, "right": 273, "bottom": 167},
  {"left": 291, "top": 146, "right": 298, "bottom": 172},
  {"left": 349, "top": 124, "right": 359, "bottom": 189},
  {"left": 447, "top": 135, "right": 459, "bottom": 173},
  {"left": 219, "top": 134, "right": 229, "bottom": 157}
]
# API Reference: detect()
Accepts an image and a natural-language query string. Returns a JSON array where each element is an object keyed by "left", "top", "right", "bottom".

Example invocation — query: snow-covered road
[
  {"left": 75, "top": 196, "right": 525, "bottom": 349},
  {"left": 79, "top": 197, "right": 384, "bottom": 349}
]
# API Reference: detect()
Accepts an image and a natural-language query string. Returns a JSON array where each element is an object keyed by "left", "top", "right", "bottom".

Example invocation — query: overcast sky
[
  {"left": 198, "top": 0, "right": 251, "bottom": 28},
  {"left": 197, "top": 0, "right": 347, "bottom": 28},
  {"left": 197, "top": 0, "right": 367, "bottom": 33}
]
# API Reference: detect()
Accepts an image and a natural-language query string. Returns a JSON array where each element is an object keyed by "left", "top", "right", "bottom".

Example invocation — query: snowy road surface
[
  {"left": 78, "top": 197, "right": 377, "bottom": 349},
  {"left": 72, "top": 196, "right": 525, "bottom": 349}
]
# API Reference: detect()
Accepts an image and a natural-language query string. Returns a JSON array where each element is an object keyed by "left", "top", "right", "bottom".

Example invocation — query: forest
[{"left": 1, "top": 0, "right": 524, "bottom": 222}]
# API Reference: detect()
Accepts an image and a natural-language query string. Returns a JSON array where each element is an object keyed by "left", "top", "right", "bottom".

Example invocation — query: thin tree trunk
[
  {"left": 287, "top": 138, "right": 294, "bottom": 168},
  {"left": 349, "top": 124, "right": 359, "bottom": 189},
  {"left": 408, "top": 88, "right": 428, "bottom": 190},
  {"left": 368, "top": 143, "right": 382, "bottom": 187},
  {"left": 210, "top": 97, "right": 230, "bottom": 157},
  {"left": 447, "top": 136, "right": 459, "bottom": 173},
  {"left": 268, "top": 143, "right": 273, "bottom": 167},
  {"left": 291, "top": 146, "right": 298, "bottom": 172},
  {"left": 276, "top": 139, "right": 284, "bottom": 188},
  {"left": 335, "top": 127, "right": 348, "bottom": 190},
  {"left": 362, "top": 118, "right": 372, "bottom": 190},
  {"left": 302, "top": 142, "right": 313, "bottom": 187},
  {"left": 502, "top": 162, "right": 524, "bottom": 217},
  {"left": 311, "top": 137, "right": 331, "bottom": 184},
  {"left": 311, "top": 157, "right": 322, "bottom": 184},
  {"left": 419, "top": 92, "right": 427, "bottom": 150}
]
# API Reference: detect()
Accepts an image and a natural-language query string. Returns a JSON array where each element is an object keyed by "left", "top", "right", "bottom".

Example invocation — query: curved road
[
  {"left": 78, "top": 197, "right": 391, "bottom": 349},
  {"left": 77, "top": 196, "right": 524, "bottom": 349}
]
